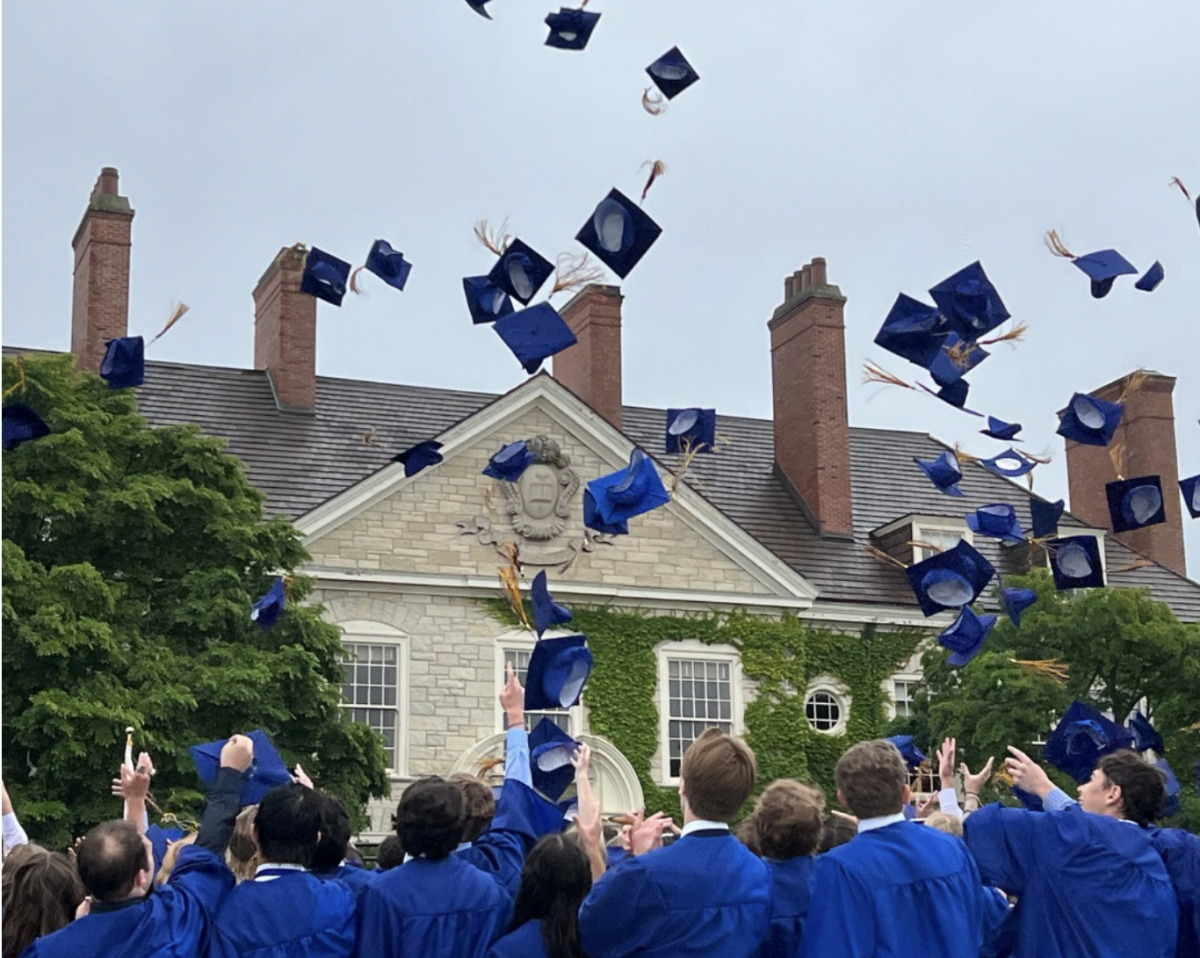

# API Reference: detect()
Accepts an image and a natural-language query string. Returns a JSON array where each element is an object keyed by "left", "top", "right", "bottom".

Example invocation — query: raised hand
[
  {"left": 499, "top": 661, "right": 525, "bottom": 729},
  {"left": 937, "top": 737, "right": 957, "bottom": 791},
  {"left": 221, "top": 735, "right": 255, "bottom": 772},
  {"left": 629, "top": 810, "right": 675, "bottom": 856},
  {"left": 961, "top": 755, "right": 997, "bottom": 797},
  {"left": 1003, "top": 747, "right": 1053, "bottom": 798}
]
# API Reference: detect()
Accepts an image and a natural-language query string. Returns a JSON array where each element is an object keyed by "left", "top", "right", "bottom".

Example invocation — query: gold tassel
[
  {"left": 607, "top": 813, "right": 636, "bottom": 826},
  {"left": 1116, "top": 369, "right": 1148, "bottom": 405},
  {"left": 908, "top": 539, "right": 946, "bottom": 555},
  {"left": 476, "top": 755, "right": 505, "bottom": 779},
  {"left": 862, "top": 361, "right": 914, "bottom": 390},
  {"left": 551, "top": 252, "right": 608, "bottom": 294},
  {"left": 474, "top": 219, "right": 512, "bottom": 256},
  {"left": 1171, "top": 176, "right": 1192, "bottom": 202},
  {"left": 640, "top": 159, "right": 667, "bottom": 203},
  {"left": 1011, "top": 658, "right": 1070, "bottom": 683},
  {"left": 944, "top": 338, "right": 978, "bottom": 370},
  {"left": 669, "top": 435, "right": 710, "bottom": 495},
  {"left": 641, "top": 88, "right": 665, "bottom": 116},
  {"left": 1111, "top": 557, "right": 1153, "bottom": 574},
  {"left": 497, "top": 542, "right": 531, "bottom": 630},
  {"left": 2, "top": 356, "right": 27, "bottom": 400},
  {"left": 1107, "top": 442, "right": 1126, "bottom": 481},
  {"left": 147, "top": 302, "right": 190, "bottom": 346},
  {"left": 865, "top": 544, "right": 908, "bottom": 570},
  {"left": 362, "top": 428, "right": 383, "bottom": 447},
  {"left": 1016, "top": 448, "right": 1052, "bottom": 466},
  {"left": 156, "top": 810, "right": 200, "bottom": 834},
  {"left": 1045, "top": 230, "right": 1077, "bottom": 260},
  {"left": 980, "top": 322, "right": 1029, "bottom": 347},
  {"left": 993, "top": 767, "right": 1015, "bottom": 787},
  {"left": 952, "top": 443, "right": 981, "bottom": 466}
]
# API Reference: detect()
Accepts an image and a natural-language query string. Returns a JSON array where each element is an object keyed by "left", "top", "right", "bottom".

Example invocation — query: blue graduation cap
[
  {"left": 906, "top": 539, "right": 996, "bottom": 617},
  {"left": 935, "top": 379, "right": 970, "bottom": 409},
  {"left": 1106, "top": 475, "right": 1166, "bottom": 533},
  {"left": 978, "top": 448, "right": 1036, "bottom": 479},
  {"left": 929, "top": 335, "right": 989, "bottom": 388},
  {"left": 394, "top": 440, "right": 444, "bottom": 477},
  {"left": 873, "top": 294, "right": 947, "bottom": 368},
  {"left": 1048, "top": 535, "right": 1104, "bottom": 590},
  {"left": 146, "top": 824, "right": 185, "bottom": 875},
  {"left": 2, "top": 403, "right": 51, "bottom": 451},
  {"left": 524, "top": 635, "right": 593, "bottom": 710},
  {"left": 1128, "top": 710, "right": 1164, "bottom": 755},
  {"left": 1134, "top": 261, "right": 1164, "bottom": 292},
  {"left": 494, "top": 303, "right": 578, "bottom": 375},
  {"left": 885, "top": 735, "right": 926, "bottom": 771},
  {"left": 464, "top": 0, "right": 493, "bottom": 19},
  {"left": 575, "top": 188, "right": 662, "bottom": 279},
  {"left": 364, "top": 240, "right": 412, "bottom": 291},
  {"left": 938, "top": 605, "right": 998, "bottom": 667},
  {"left": 665, "top": 407, "right": 715, "bottom": 454},
  {"left": 1057, "top": 393, "right": 1123, "bottom": 447},
  {"left": 645, "top": 46, "right": 700, "bottom": 100},
  {"left": 914, "top": 450, "right": 964, "bottom": 496},
  {"left": 1029, "top": 498, "right": 1065, "bottom": 539},
  {"left": 928, "top": 261, "right": 1011, "bottom": 339},
  {"left": 530, "top": 570, "right": 572, "bottom": 639},
  {"left": 586, "top": 448, "right": 670, "bottom": 526},
  {"left": 966, "top": 504, "right": 1025, "bottom": 544},
  {"left": 1154, "top": 758, "right": 1181, "bottom": 818},
  {"left": 463, "top": 276, "right": 515, "bottom": 325},
  {"left": 189, "top": 729, "right": 293, "bottom": 806},
  {"left": 582, "top": 489, "right": 628, "bottom": 536},
  {"left": 1071, "top": 250, "right": 1138, "bottom": 299},
  {"left": 529, "top": 718, "right": 580, "bottom": 802},
  {"left": 250, "top": 577, "right": 286, "bottom": 631},
  {"left": 1011, "top": 785, "right": 1044, "bottom": 811},
  {"left": 100, "top": 336, "right": 145, "bottom": 389},
  {"left": 980, "top": 416, "right": 1022, "bottom": 442},
  {"left": 301, "top": 247, "right": 351, "bottom": 306},
  {"left": 1043, "top": 700, "right": 1134, "bottom": 783},
  {"left": 487, "top": 239, "right": 554, "bottom": 306},
  {"left": 1001, "top": 586, "right": 1038, "bottom": 627},
  {"left": 1180, "top": 475, "right": 1200, "bottom": 519},
  {"left": 483, "top": 440, "right": 533, "bottom": 482},
  {"left": 544, "top": 7, "right": 601, "bottom": 50}
]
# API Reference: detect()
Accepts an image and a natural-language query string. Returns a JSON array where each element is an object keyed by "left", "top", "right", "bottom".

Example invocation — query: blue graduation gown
[
  {"left": 1148, "top": 826, "right": 1200, "bottom": 958},
  {"left": 965, "top": 804, "right": 1177, "bottom": 958},
  {"left": 800, "top": 821, "right": 986, "bottom": 958},
  {"left": 208, "top": 870, "right": 356, "bottom": 958},
  {"left": 21, "top": 845, "right": 233, "bottom": 958},
  {"left": 762, "top": 856, "right": 815, "bottom": 958},
  {"left": 487, "top": 919, "right": 549, "bottom": 958},
  {"left": 579, "top": 829, "right": 772, "bottom": 958},
  {"left": 458, "top": 779, "right": 553, "bottom": 898},
  {"left": 314, "top": 863, "right": 375, "bottom": 900}
]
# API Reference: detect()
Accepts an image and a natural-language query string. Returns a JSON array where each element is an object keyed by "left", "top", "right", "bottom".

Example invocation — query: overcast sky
[{"left": 4, "top": 0, "right": 1199, "bottom": 570}]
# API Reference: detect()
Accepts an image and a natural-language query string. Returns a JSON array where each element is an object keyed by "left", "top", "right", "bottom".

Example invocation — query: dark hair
[
  {"left": 680, "top": 728, "right": 757, "bottom": 822},
  {"left": 817, "top": 812, "right": 857, "bottom": 853},
  {"left": 76, "top": 820, "right": 150, "bottom": 901},
  {"left": 448, "top": 773, "right": 496, "bottom": 843},
  {"left": 2, "top": 850, "right": 84, "bottom": 957},
  {"left": 1097, "top": 751, "right": 1167, "bottom": 827},
  {"left": 312, "top": 793, "right": 352, "bottom": 872},
  {"left": 396, "top": 778, "right": 465, "bottom": 860},
  {"left": 753, "top": 780, "right": 825, "bottom": 860},
  {"left": 835, "top": 740, "right": 908, "bottom": 819},
  {"left": 375, "top": 835, "right": 406, "bottom": 871},
  {"left": 509, "top": 834, "right": 593, "bottom": 958},
  {"left": 255, "top": 784, "right": 324, "bottom": 868}
]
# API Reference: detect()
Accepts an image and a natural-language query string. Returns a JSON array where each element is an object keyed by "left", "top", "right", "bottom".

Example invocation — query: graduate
[
  {"left": 800, "top": 739, "right": 987, "bottom": 958},
  {"left": 578, "top": 728, "right": 771, "bottom": 958},
  {"left": 311, "top": 792, "right": 375, "bottom": 899},
  {"left": 22, "top": 737, "right": 250, "bottom": 958}
]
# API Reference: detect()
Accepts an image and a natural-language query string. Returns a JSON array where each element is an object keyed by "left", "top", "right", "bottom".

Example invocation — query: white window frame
[
  {"left": 909, "top": 520, "right": 974, "bottom": 563},
  {"left": 888, "top": 675, "right": 922, "bottom": 720},
  {"left": 656, "top": 640, "right": 744, "bottom": 786},
  {"left": 494, "top": 630, "right": 585, "bottom": 737},
  {"left": 804, "top": 675, "right": 851, "bottom": 736},
  {"left": 338, "top": 620, "right": 409, "bottom": 778}
]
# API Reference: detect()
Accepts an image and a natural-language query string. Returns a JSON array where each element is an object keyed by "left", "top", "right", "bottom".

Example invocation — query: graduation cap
[
  {"left": 189, "top": 729, "right": 293, "bottom": 806},
  {"left": 363, "top": 240, "right": 412, "bottom": 292},
  {"left": 929, "top": 335, "right": 989, "bottom": 388},
  {"left": 100, "top": 336, "right": 145, "bottom": 389},
  {"left": 1072, "top": 250, "right": 1138, "bottom": 299},
  {"left": 1043, "top": 700, "right": 1134, "bottom": 783},
  {"left": 1134, "top": 261, "right": 1164, "bottom": 293},
  {"left": 966, "top": 504, "right": 1025, "bottom": 544},
  {"left": 463, "top": 276, "right": 515, "bottom": 325},
  {"left": 885, "top": 735, "right": 926, "bottom": 771},
  {"left": 250, "top": 577, "right": 287, "bottom": 631},
  {"left": 978, "top": 448, "right": 1036, "bottom": 479},
  {"left": 394, "top": 440, "right": 444, "bottom": 477},
  {"left": 906, "top": 539, "right": 996, "bottom": 617},
  {"left": 494, "top": 303, "right": 578, "bottom": 374},
  {"left": 530, "top": 570, "right": 572, "bottom": 639},
  {"left": 929, "top": 261, "right": 1011, "bottom": 339},
  {"left": 586, "top": 448, "right": 670, "bottom": 526},
  {"left": 1048, "top": 535, "right": 1104, "bottom": 590},
  {"left": 1154, "top": 758, "right": 1181, "bottom": 818},
  {"left": 1000, "top": 586, "right": 1038, "bottom": 627},
  {"left": 301, "top": 248, "right": 351, "bottom": 306},
  {"left": 914, "top": 450, "right": 964, "bottom": 496},
  {"left": 1180, "top": 475, "right": 1200, "bottom": 519},
  {"left": 935, "top": 379, "right": 970, "bottom": 410},
  {"left": 524, "top": 635, "right": 593, "bottom": 710},
  {"left": 2, "top": 403, "right": 51, "bottom": 451},
  {"left": 980, "top": 416, "right": 1022, "bottom": 442},
  {"left": 582, "top": 489, "right": 628, "bottom": 536},
  {"left": 544, "top": 7, "right": 601, "bottom": 50},
  {"left": 487, "top": 239, "right": 554, "bottom": 306},
  {"left": 1106, "top": 475, "right": 1166, "bottom": 532},
  {"left": 464, "top": 0, "right": 493, "bottom": 19},
  {"left": 873, "top": 294, "right": 947, "bottom": 369},
  {"left": 645, "top": 46, "right": 700, "bottom": 100},
  {"left": 938, "top": 606, "right": 998, "bottom": 667},
  {"left": 1128, "top": 710, "right": 1164, "bottom": 755},
  {"left": 1029, "top": 498, "right": 1064, "bottom": 538},
  {"left": 665, "top": 408, "right": 715, "bottom": 454},
  {"left": 483, "top": 440, "right": 534, "bottom": 482},
  {"left": 146, "top": 824, "right": 186, "bottom": 874},
  {"left": 575, "top": 188, "right": 662, "bottom": 279},
  {"left": 529, "top": 718, "right": 580, "bottom": 802},
  {"left": 1057, "top": 393, "right": 1123, "bottom": 447}
]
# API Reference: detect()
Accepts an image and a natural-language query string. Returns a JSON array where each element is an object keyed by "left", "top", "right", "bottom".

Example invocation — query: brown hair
[
  {"left": 448, "top": 773, "right": 496, "bottom": 843},
  {"left": 736, "top": 813, "right": 761, "bottom": 856},
  {"left": 155, "top": 833, "right": 197, "bottom": 886},
  {"left": 923, "top": 811, "right": 963, "bottom": 837},
  {"left": 76, "top": 821, "right": 149, "bottom": 901},
  {"left": 1, "top": 844, "right": 49, "bottom": 905},
  {"left": 818, "top": 812, "right": 858, "bottom": 852},
  {"left": 1, "top": 851, "right": 84, "bottom": 957},
  {"left": 679, "top": 728, "right": 757, "bottom": 823},
  {"left": 752, "top": 780, "right": 825, "bottom": 860},
  {"left": 834, "top": 740, "right": 908, "bottom": 819},
  {"left": 227, "top": 805, "right": 259, "bottom": 882},
  {"left": 1097, "top": 751, "right": 1167, "bottom": 827}
]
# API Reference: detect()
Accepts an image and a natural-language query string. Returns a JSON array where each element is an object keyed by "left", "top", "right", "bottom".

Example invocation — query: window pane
[
  {"left": 665, "top": 657, "right": 734, "bottom": 777},
  {"left": 340, "top": 641, "right": 402, "bottom": 768}
]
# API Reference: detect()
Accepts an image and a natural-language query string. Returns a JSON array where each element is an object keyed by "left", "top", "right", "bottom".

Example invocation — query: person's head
[
  {"left": 155, "top": 833, "right": 197, "bottom": 886},
  {"left": 752, "top": 780, "right": 825, "bottom": 860},
  {"left": 448, "top": 773, "right": 495, "bottom": 844},
  {"left": 736, "top": 813, "right": 761, "bottom": 857},
  {"left": 1, "top": 843, "right": 49, "bottom": 906},
  {"left": 396, "top": 777, "right": 465, "bottom": 860},
  {"left": 834, "top": 739, "right": 910, "bottom": 819},
  {"left": 374, "top": 835, "right": 406, "bottom": 871},
  {"left": 817, "top": 811, "right": 858, "bottom": 852},
  {"left": 1077, "top": 751, "right": 1167, "bottom": 827},
  {"left": 923, "top": 811, "right": 963, "bottom": 837},
  {"left": 75, "top": 820, "right": 153, "bottom": 902},
  {"left": 227, "top": 804, "right": 259, "bottom": 882},
  {"left": 1, "top": 851, "right": 85, "bottom": 958},
  {"left": 312, "top": 793, "right": 352, "bottom": 873},
  {"left": 253, "top": 784, "right": 324, "bottom": 869},
  {"left": 678, "top": 728, "right": 757, "bottom": 823},
  {"left": 509, "top": 833, "right": 593, "bottom": 958}
]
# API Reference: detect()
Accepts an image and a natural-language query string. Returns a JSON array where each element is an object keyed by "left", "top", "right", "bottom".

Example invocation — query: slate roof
[{"left": 9, "top": 350, "right": 1200, "bottom": 621}]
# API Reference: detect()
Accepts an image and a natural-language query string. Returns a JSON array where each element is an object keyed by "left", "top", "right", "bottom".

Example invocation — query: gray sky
[{"left": 4, "top": 0, "right": 1200, "bottom": 570}]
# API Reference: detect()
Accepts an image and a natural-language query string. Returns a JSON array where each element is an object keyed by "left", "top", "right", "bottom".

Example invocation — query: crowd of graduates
[{"left": 2, "top": 665, "right": 1198, "bottom": 958}]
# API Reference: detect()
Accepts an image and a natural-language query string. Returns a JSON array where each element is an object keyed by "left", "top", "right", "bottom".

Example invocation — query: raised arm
[
  {"left": 120, "top": 752, "right": 154, "bottom": 835},
  {"left": 2, "top": 779, "right": 29, "bottom": 853},
  {"left": 571, "top": 744, "right": 606, "bottom": 881},
  {"left": 499, "top": 661, "right": 532, "bottom": 788},
  {"left": 195, "top": 734, "right": 254, "bottom": 856}
]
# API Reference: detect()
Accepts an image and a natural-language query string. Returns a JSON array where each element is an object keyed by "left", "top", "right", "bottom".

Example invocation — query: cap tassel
[
  {"left": 944, "top": 338, "right": 978, "bottom": 370},
  {"left": 147, "top": 302, "right": 190, "bottom": 347},
  {"left": 1116, "top": 368, "right": 1148, "bottom": 405},
  {"left": 1011, "top": 658, "right": 1070, "bottom": 683},
  {"left": 952, "top": 443, "right": 982, "bottom": 466},
  {"left": 476, "top": 755, "right": 505, "bottom": 780},
  {"left": 551, "top": 252, "right": 607, "bottom": 295},
  {"left": 1170, "top": 176, "right": 1192, "bottom": 202},
  {"left": 1111, "top": 557, "right": 1153, "bottom": 574},
  {"left": 862, "top": 361, "right": 915, "bottom": 391},
  {"left": 349, "top": 266, "right": 367, "bottom": 296},
  {"left": 639, "top": 160, "right": 667, "bottom": 204},
  {"left": 1107, "top": 441, "right": 1126, "bottom": 481},
  {"left": 1045, "top": 230, "right": 1077, "bottom": 260},
  {"left": 668, "top": 434, "right": 711, "bottom": 496},
  {"left": 497, "top": 542, "right": 531, "bottom": 631},
  {"left": 865, "top": 544, "right": 908, "bottom": 570},
  {"left": 979, "top": 322, "right": 1029, "bottom": 347},
  {"left": 474, "top": 219, "right": 512, "bottom": 257},
  {"left": 157, "top": 810, "right": 200, "bottom": 835},
  {"left": 2, "top": 356, "right": 27, "bottom": 400},
  {"left": 993, "top": 767, "right": 1015, "bottom": 788},
  {"left": 907, "top": 539, "right": 946, "bottom": 555},
  {"left": 362, "top": 428, "right": 383, "bottom": 447},
  {"left": 641, "top": 87, "right": 665, "bottom": 116}
]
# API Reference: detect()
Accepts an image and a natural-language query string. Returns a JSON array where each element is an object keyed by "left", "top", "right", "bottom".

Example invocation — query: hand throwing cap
[
  {"left": 189, "top": 729, "right": 293, "bottom": 806},
  {"left": 301, "top": 248, "right": 351, "bottom": 306},
  {"left": 524, "top": 635, "right": 593, "bottom": 710},
  {"left": 575, "top": 188, "right": 662, "bottom": 279}
]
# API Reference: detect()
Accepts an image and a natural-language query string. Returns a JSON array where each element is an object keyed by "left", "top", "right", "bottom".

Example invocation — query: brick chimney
[
  {"left": 552, "top": 284, "right": 623, "bottom": 429},
  {"left": 253, "top": 246, "right": 317, "bottom": 412},
  {"left": 769, "top": 258, "right": 853, "bottom": 537},
  {"left": 1064, "top": 371, "right": 1186, "bottom": 576},
  {"left": 71, "top": 167, "right": 135, "bottom": 372}
]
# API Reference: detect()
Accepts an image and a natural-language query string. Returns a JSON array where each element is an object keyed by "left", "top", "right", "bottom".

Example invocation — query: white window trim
[
  {"left": 494, "top": 629, "right": 586, "bottom": 737},
  {"left": 885, "top": 672, "right": 923, "bottom": 721},
  {"left": 804, "top": 675, "right": 851, "bottom": 736},
  {"left": 910, "top": 520, "right": 973, "bottom": 563},
  {"left": 338, "top": 619, "right": 410, "bottom": 779},
  {"left": 655, "top": 640, "right": 744, "bottom": 786}
]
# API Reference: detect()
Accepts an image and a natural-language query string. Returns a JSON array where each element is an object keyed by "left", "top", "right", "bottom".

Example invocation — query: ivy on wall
[{"left": 486, "top": 601, "right": 923, "bottom": 818}]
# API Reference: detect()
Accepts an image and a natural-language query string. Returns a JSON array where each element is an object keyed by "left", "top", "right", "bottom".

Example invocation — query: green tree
[{"left": 3, "top": 354, "right": 389, "bottom": 846}]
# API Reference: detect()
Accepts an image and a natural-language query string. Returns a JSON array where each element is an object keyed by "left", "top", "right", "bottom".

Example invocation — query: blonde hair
[
  {"left": 226, "top": 805, "right": 259, "bottom": 882},
  {"left": 923, "top": 811, "right": 963, "bottom": 837},
  {"left": 154, "top": 833, "right": 197, "bottom": 885}
]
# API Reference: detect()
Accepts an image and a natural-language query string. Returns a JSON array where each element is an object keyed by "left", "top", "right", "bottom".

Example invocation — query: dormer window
[{"left": 870, "top": 514, "right": 973, "bottom": 565}]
